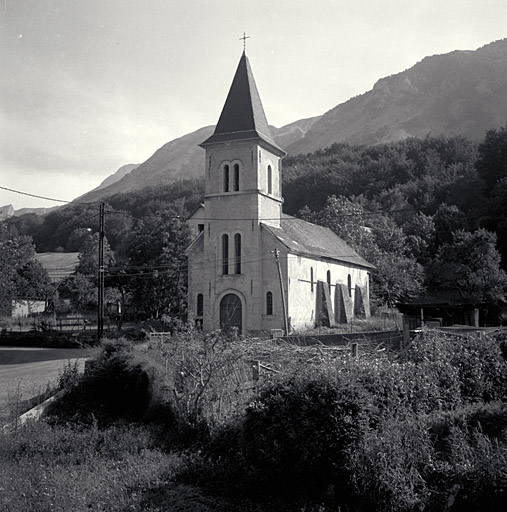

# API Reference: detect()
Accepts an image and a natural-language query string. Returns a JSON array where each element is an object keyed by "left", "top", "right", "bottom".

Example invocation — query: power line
[
  {"left": 3, "top": 185, "right": 420, "bottom": 222},
  {"left": 0, "top": 185, "right": 97, "bottom": 206}
]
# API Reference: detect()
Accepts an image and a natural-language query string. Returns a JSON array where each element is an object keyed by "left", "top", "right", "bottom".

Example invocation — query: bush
[
  {"left": 47, "top": 339, "right": 155, "bottom": 426},
  {"left": 234, "top": 370, "right": 367, "bottom": 506},
  {"left": 403, "top": 331, "right": 507, "bottom": 404}
]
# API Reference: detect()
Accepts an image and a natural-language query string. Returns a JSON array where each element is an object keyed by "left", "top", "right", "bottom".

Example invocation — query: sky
[{"left": 1, "top": 0, "right": 506, "bottom": 210}]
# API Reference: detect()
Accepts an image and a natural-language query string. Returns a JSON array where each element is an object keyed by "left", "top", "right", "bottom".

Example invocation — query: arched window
[
  {"left": 233, "top": 163, "right": 240, "bottom": 191},
  {"left": 327, "top": 270, "right": 331, "bottom": 293},
  {"left": 267, "top": 165, "right": 272, "bottom": 195},
  {"left": 347, "top": 274, "right": 352, "bottom": 297},
  {"left": 310, "top": 267, "right": 314, "bottom": 292},
  {"left": 223, "top": 165, "right": 229, "bottom": 192},
  {"left": 266, "top": 291, "right": 273, "bottom": 315},
  {"left": 234, "top": 233, "right": 241, "bottom": 274},
  {"left": 222, "top": 234, "right": 229, "bottom": 275},
  {"left": 197, "top": 294, "right": 203, "bottom": 317}
]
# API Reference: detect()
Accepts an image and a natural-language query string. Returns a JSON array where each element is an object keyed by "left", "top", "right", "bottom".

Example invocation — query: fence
[{"left": 280, "top": 330, "right": 404, "bottom": 352}]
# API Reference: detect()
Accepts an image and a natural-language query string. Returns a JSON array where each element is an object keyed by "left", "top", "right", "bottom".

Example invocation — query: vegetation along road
[{"left": 0, "top": 346, "right": 92, "bottom": 425}]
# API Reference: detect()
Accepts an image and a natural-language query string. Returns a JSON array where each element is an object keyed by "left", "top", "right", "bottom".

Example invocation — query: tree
[
  {"left": 475, "top": 124, "right": 507, "bottom": 195},
  {"left": 433, "top": 203, "right": 468, "bottom": 247},
  {"left": 0, "top": 225, "right": 51, "bottom": 314},
  {"left": 117, "top": 212, "right": 191, "bottom": 320},
  {"left": 428, "top": 229, "right": 507, "bottom": 303},
  {"left": 59, "top": 273, "right": 97, "bottom": 311},
  {"left": 75, "top": 232, "right": 115, "bottom": 279},
  {"left": 300, "top": 195, "right": 425, "bottom": 307},
  {"left": 372, "top": 253, "right": 425, "bottom": 306},
  {"left": 13, "top": 260, "right": 51, "bottom": 300}
]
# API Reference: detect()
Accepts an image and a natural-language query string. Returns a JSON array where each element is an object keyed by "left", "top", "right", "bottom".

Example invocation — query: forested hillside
[{"left": 3, "top": 125, "right": 507, "bottom": 317}]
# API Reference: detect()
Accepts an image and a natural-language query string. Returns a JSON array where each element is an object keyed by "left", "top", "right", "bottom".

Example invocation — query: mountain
[
  {"left": 76, "top": 39, "right": 506, "bottom": 204},
  {"left": 0, "top": 204, "right": 14, "bottom": 220},
  {"left": 95, "top": 163, "right": 139, "bottom": 190},
  {"left": 288, "top": 39, "right": 507, "bottom": 154},
  {"left": 0, "top": 204, "right": 60, "bottom": 219},
  {"left": 76, "top": 118, "right": 320, "bottom": 203},
  {"left": 13, "top": 206, "right": 59, "bottom": 217}
]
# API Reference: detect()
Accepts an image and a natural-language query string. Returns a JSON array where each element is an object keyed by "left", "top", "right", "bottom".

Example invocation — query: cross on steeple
[{"left": 240, "top": 31, "right": 250, "bottom": 51}]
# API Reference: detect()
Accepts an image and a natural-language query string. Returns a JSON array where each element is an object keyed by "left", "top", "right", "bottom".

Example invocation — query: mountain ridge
[{"left": 288, "top": 39, "right": 507, "bottom": 154}]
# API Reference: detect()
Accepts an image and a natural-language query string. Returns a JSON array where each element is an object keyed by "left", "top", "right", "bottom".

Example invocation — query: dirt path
[{"left": 0, "top": 347, "right": 92, "bottom": 425}]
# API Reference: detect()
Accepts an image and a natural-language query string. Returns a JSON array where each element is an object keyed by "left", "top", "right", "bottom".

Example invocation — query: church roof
[
  {"left": 201, "top": 52, "right": 284, "bottom": 154},
  {"left": 263, "top": 215, "right": 374, "bottom": 269}
]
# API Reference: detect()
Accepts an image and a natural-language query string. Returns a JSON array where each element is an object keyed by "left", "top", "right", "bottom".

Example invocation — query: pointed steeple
[{"left": 201, "top": 52, "right": 284, "bottom": 154}]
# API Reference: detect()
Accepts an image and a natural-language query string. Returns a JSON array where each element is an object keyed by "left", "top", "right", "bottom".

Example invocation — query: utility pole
[
  {"left": 273, "top": 248, "right": 289, "bottom": 335},
  {"left": 97, "top": 202, "right": 105, "bottom": 340}
]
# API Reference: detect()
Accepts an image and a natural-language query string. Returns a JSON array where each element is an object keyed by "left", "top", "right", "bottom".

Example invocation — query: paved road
[{"left": 0, "top": 346, "right": 91, "bottom": 424}]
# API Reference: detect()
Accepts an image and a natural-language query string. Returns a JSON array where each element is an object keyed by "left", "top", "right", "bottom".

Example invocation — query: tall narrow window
[
  {"left": 347, "top": 274, "right": 352, "bottom": 297},
  {"left": 267, "top": 165, "right": 272, "bottom": 194},
  {"left": 196, "top": 293, "right": 204, "bottom": 330},
  {"left": 223, "top": 165, "right": 230, "bottom": 192},
  {"left": 197, "top": 294, "right": 203, "bottom": 317},
  {"left": 311, "top": 267, "right": 314, "bottom": 292},
  {"left": 327, "top": 270, "right": 331, "bottom": 293},
  {"left": 233, "top": 164, "right": 240, "bottom": 191},
  {"left": 234, "top": 233, "right": 241, "bottom": 274},
  {"left": 266, "top": 291, "right": 273, "bottom": 315},
  {"left": 222, "top": 234, "right": 229, "bottom": 275}
]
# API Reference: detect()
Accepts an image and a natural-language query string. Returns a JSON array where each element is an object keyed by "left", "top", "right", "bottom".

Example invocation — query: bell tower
[
  {"left": 200, "top": 50, "right": 286, "bottom": 229},
  {"left": 196, "top": 50, "right": 286, "bottom": 333}
]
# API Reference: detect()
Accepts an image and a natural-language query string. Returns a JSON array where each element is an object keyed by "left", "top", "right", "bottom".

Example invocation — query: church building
[{"left": 186, "top": 50, "right": 373, "bottom": 335}]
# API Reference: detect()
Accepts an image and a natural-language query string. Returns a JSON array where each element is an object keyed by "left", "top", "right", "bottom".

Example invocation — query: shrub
[
  {"left": 47, "top": 339, "right": 155, "bottom": 426},
  {"left": 404, "top": 331, "right": 507, "bottom": 404},
  {"left": 349, "top": 415, "right": 434, "bottom": 512},
  {"left": 237, "top": 370, "right": 368, "bottom": 507},
  {"left": 146, "top": 330, "right": 257, "bottom": 433}
]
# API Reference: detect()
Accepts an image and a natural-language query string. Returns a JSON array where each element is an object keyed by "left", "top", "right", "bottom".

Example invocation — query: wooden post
[
  {"left": 252, "top": 360, "right": 260, "bottom": 381},
  {"left": 351, "top": 343, "right": 358, "bottom": 357},
  {"left": 273, "top": 249, "right": 289, "bottom": 335},
  {"left": 97, "top": 202, "right": 105, "bottom": 340},
  {"left": 473, "top": 308, "right": 479, "bottom": 327}
]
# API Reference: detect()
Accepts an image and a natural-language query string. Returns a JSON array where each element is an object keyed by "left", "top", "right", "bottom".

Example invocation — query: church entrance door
[{"left": 220, "top": 293, "right": 242, "bottom": 334}]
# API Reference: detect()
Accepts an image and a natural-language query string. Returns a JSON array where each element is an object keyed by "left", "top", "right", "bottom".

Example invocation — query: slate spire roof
[{"left": 201, "top": 52, "right": 284, "bottom": 154}]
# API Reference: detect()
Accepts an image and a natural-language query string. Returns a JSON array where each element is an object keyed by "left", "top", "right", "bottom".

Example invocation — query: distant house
[
  {"left": 10, "top": 253, "right": 80, "bottom": 317},
  {"left": 186, "top": 51, "right": 373, "bottom": 335},
  {"left": 11, "top": 299, "right": 46, "bottom": 318}
]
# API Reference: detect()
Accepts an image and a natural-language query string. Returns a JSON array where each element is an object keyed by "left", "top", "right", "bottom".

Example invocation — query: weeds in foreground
[
  {"left": 0, "top": 421, "right": 183, "bottom": 512},
  {"left": 3, "top": 330, "right": 507, "bottom": 511}
]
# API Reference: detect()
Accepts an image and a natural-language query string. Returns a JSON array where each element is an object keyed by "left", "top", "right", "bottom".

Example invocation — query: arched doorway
[{"left": 220, "top": 293, "right": 242, "bottom": 334}]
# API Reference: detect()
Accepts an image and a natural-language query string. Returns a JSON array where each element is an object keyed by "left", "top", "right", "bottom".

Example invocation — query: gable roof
[
  {"left": 200, "top": 52, "right": 284, "bottom": 155},
  {"left": 263, "top": 215, "right": 374, "bottom": 269},
  {"left": 185, "top": 231, "right": 204, "bottom": 256}
]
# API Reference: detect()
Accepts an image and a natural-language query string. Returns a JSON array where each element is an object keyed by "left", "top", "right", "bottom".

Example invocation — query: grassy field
[{"left": 0, "top": 346, "right": 92, "bottom": 425}]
